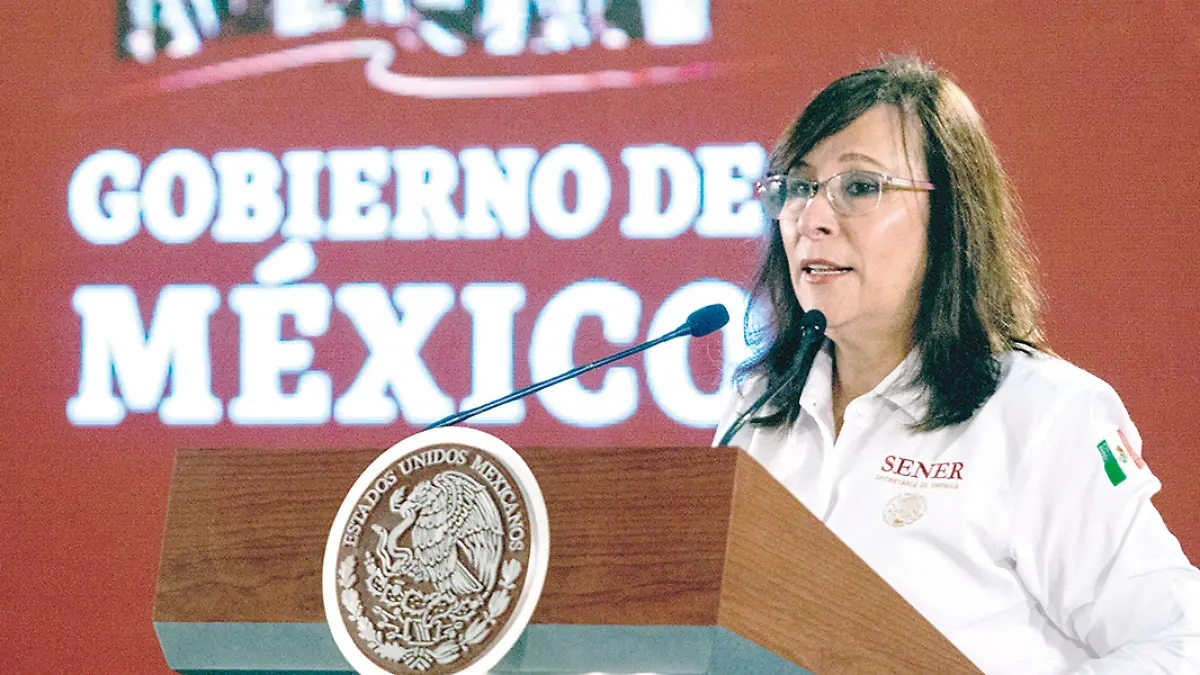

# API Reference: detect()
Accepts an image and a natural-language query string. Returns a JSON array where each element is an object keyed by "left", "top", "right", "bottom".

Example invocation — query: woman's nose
[{"left": 795, "top": 190, "right": 840, "bottom": 238}]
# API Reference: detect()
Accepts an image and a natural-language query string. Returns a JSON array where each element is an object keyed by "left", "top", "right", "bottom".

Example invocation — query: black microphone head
[
  {"left": 800, "top": 309, "right": 826, "bottom": 335},
  {"left": 686, "top": 304, "right": 730, "bottom": 337}
]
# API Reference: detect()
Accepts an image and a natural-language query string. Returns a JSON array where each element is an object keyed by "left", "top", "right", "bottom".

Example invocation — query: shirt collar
[
  {"left": 799, "top": 341, "right": 928, "bottom": 423},
  {"left": 873, "top": 348, "right": 927, "bottom": 422},
  {"left": 798, "top": 339, "right": 835, "bottom": 417}
]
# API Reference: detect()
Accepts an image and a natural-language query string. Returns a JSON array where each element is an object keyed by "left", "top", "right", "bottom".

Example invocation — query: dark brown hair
[{"left": 739, "top": 56, "right": 1048, "bottom": 431}]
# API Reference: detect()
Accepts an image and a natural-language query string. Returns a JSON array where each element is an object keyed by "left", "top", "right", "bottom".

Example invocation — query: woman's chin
[{"left": 798, "top": 299, "right": 843, "bottom": 325}]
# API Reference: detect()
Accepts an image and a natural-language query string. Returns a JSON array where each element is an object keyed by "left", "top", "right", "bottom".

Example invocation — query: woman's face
[{"left": 779, "top": 103, "right": 931, "bottom": 350}]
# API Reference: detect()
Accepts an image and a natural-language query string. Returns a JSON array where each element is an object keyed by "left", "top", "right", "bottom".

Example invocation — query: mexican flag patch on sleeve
[{"left": 1096, "top": 427, "right": 1146, "bottom": 486}]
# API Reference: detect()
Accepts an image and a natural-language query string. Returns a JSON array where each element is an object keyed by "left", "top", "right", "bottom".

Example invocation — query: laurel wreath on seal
[{"left": 339, "top": 554, "right": 522, "bottom": 670}]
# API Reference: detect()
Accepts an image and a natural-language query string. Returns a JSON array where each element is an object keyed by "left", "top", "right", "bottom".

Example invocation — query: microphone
[
  {"left": 716, "top": 309, "right": 826, "bottom": 447},
  {"left": 425, "top": 303, "right": 731, "bottom": 430}
]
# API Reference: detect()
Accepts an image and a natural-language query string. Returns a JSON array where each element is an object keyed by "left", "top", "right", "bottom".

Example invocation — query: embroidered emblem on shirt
[
  {"left": 1097, "top": 427, "right": 1145, "bottom": 486},
  {"left": 1116, "top": 428, "right": 1146, "bottom": 469},
  {"left": 883, "top": 493, "right": 927, "bottom": 527}
]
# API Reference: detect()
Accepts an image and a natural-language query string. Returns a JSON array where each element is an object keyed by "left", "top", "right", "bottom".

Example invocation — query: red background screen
[{"left": 3, "top": 3, "right": 1198, "bottom": 672}]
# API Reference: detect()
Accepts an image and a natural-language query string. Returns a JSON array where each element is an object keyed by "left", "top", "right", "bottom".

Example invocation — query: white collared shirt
[{"left": 715, "top": 344, "right": 1200, "bottom": 674}]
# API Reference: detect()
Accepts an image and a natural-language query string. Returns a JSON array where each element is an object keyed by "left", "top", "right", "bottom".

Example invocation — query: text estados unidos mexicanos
[
  {"left": 342, "top": 469, "right": 398, "bottom": 547},
  {"left": 340, "top": 449, "right": 526, "bottom": 552},
  {"left": 469, "top": 453, "right": 527, "bottom": 552}
]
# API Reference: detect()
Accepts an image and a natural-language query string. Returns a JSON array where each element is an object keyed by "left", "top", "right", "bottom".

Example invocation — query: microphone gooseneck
[
  {"left": 716, "top": 309, "right": 826, "bottom": 448},
  {"left": 425, "top": 303, "right": 731, "bottom": 430}
]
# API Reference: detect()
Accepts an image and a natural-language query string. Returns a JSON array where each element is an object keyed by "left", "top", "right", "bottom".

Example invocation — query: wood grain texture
[
  {"left": 716, "top": 454, "right": 980, "bottom": 674},
  {"left": 519, "top": 445, "right": 734, "bottom": 625},
  {"left": 154, "top": 447, "right": 370, "bottom": 622},
  {"left": 154, "top": 446, "right": 736, "bottom": 625}
]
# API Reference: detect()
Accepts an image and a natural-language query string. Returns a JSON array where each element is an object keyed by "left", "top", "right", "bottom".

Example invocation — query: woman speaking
[{"left": 716, "top": 56, "right": 1200, "bottom": 673}]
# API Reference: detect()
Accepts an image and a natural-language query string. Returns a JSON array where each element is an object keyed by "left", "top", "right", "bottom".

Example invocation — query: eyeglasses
[{"left": 755, "top": 170, "right": 935, "bottom": 219}]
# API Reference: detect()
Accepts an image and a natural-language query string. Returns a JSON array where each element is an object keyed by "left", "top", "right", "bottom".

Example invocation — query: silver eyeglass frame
[{"left": 755, "top": 170, "right": 935, "bottom": 219}]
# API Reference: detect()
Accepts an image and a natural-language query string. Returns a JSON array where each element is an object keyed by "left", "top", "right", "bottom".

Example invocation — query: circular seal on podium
[{"left": 323, "top": 428, "right": 549, "bottom": 675}]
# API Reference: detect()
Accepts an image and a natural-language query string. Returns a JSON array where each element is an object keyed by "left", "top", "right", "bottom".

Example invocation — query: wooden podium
[{"left": 153, "top": 445, "right": 980, "bottom": 674}]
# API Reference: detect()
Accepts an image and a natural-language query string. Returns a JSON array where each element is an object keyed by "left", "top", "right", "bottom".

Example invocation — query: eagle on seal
[{"left": 387, "top": 470, "right": 505, "bottom": 596}]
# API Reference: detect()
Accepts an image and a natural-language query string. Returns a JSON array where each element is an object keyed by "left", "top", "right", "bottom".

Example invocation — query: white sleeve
[{"left": 1009, "top": 384, "right": 1200, "bottom": 674}]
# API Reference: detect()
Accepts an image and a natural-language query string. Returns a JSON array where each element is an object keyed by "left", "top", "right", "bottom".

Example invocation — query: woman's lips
[{"left": 800, "top": 259, "right": 852, "bottom": 283}]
